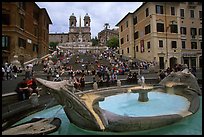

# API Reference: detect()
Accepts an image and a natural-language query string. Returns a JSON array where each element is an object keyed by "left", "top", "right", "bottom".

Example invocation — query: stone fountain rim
[{"left": 88, "top": 85, "right": 200, "bottom": 132}]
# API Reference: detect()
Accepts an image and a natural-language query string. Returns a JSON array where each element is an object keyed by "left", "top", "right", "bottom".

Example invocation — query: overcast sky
[{"left": 36, "top": 2, "right": 143, "bottom": 38}]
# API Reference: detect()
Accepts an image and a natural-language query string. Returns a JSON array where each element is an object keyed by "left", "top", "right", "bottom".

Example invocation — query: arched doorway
[{"left": 170, "top": 57, "right": 177, "bottom": 69}]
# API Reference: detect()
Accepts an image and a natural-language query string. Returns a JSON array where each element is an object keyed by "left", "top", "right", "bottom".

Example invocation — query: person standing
[
  {"left": 5, "top": 63, "right": 12, "bottom": 80},
  {"left": 79, "top": 74, "right": 85, "bottom": 91},
  {"left": 25, "top": 66, "right": 31, "bottom": 79},
  {"left": 132, "top": 72, "right": 138, "bottom": 84},
  {"left": 2, "top": 66, "right": 5, "bottom": 80},
  {"left": 13, "top": 65, "right": 18, "bottom": 79}
]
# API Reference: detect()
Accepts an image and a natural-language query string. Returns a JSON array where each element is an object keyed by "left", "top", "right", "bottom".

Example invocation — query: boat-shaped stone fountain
[{"left": 31, "top": 68, "right": 201, "bottom": 132}]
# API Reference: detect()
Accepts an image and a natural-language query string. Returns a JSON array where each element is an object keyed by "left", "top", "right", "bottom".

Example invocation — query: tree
[
  {"left": 49, "top": 42, "right": 59, "bottom": 50},
  {"left": 91, "top": 36, "right": 99, "bottom": 46},
  {"left": 106, "top": 37, "right": 119, "bottom": 49}
]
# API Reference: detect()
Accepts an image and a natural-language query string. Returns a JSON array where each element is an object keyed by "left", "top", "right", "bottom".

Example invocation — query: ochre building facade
[{"left": 116, "top": 2, "right": 202, "bottom": 69}]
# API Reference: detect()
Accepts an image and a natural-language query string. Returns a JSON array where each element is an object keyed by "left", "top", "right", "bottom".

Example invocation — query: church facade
[{"left": 49, "top": 13, "right": 91, "bottom": 44}]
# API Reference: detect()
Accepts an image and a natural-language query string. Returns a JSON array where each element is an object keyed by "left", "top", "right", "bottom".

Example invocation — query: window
[
  {"left": 145, "top": 24, "right": 151, "bottom": 34},
  {"left": 120, "top": 38, "right": 124, "bottom": 44},
  {"left": 121, "top": 25, "right": 123, "bottom": 32},
  {"left": 190, "top": 28, "right": 197, "bottom": 36},
  {"left": 159, "top": 40, "right": 163, "bottom": 48},
  {"left": 121, "top": 50, "right": 124, "bottom": 55},
  {"left": 199, "top": 28, "right": 202, "bottom": 35},
  {"left": 200, "top": 42, "right": 202, "bottom": 49},
  {"left": 18, "top": 38, "right": 26, "bottom": 48},
  {"left": 199, "top": 11, "right": 202, "bottom": 19},
  {"left": 127, "top": 47, "right": 129, "bottom": 53},
  {"left": 146, "top": 8, "right": 149, "bottom": 17},
  {"left": 191, "top": 42, "right": 197, "bottom": 49},
  {"left": 170, "top": 24, "right": 178, "bottom": 33},
  {"left": 134, "top": 31, "right": 139, "bottom": 39},
  {"left": 180, "top": 27, "right": 186, "bottom": 35},
  {"left": 133, "top": 16, "right": 137, "bottom": 25},
  {"left": 171, "top": 7, "right": 175, "bottom": 15},
  {"left": 190, "top": 10, "right": 194, "bottom": 18},
  {"left": 34, "top": 26, "right": 38, "bottom": 36},
  {"left": 156, "top": 5, "right": 163, "bottom": 14},
  {"left": 171, "top": 41, "right": 177, "bottom": 48},
  {"left": 157, "top": 23, "right": 164, "bottom": 32},
  {"left": 136, "top": 46, "right": 138, "bottom": 52},
  {"left": 147, "top": 41, "right": 150, "bottom": 49},
  {"left": 180, "top": 9, "right": 184, "bottom": 18},
  {"left": 182, "top": 41, "right": 186, "bottom": 49},
  {"left": 19, "top": 2, "right": 26, "bottom": 11},
  {"left": 33, "top": 44, "right": 38, "bottom": 53},
  {"left": 2, "top": 36, "right": 10, "bottom": 50},
  {"left": 2, "top": 14, "right": 10, "bottom": 25},
  {"left": 20, "top": 17, "right": 24, "bottom": 29},
  {"left": 126, "top": 21, "right": 128, "bottom": 28},
  {"left": 127, "top": 35, "right": 129, "bottom": 42}
]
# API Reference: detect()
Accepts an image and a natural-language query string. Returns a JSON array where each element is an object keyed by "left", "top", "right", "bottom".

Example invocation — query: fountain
[{"left": 3, "top": 69, "right": 201, "bottom": 134}]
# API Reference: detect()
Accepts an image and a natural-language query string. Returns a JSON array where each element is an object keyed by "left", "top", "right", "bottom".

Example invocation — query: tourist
[
  {"left": 53, "top": 74, "right": 62, "bottom": 82},
  {"left": 25, "top": 65, "right": 31, "bottom": 79},
  {"left": 159, "top": 70, "right": 166, "bottom": 81},
  {"left": 5, "top": 63, "right": 12, "bottom": 80},
  {"left": 73, "top": 75, "right": 81, "bottom": 89},
  {"left": 104, "top": 72, "right": 110, "bottom": 87},
  {"left": 12, "top": 65, "right": 18, "bottom": 79},
  {"left": 110, "top": 71, "right": 117, "bottom": 84},
  {"left": 132, "top": 72, "right": 138, "bottom": 84},
  {"left": 2, "top": 66, "right": 5, "bottom": 81},
  {"left": 126, "top": 71, "right": 133, "bottom": 83},
  {"left": 29, "top": 77, "right": 40, "bottom": 96},
  {"left": 79, "top": 74, "right": 85, "bottom": 91},
  {"left": 15, "top": 78, "right": 31, "bottom": 101}
]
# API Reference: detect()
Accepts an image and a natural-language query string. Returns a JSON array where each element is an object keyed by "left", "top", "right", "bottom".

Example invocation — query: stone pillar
[
  {"left": 138, "top": 92, "right": 149, "bottom": 102},
  {"left": 93, "top": 82, "right": 98, "bottom": 91},
  {"left": 29, "top": 93, "right": 39, "bottom": 107},
  {"left": 117, "top": 80, "right": 121, "bottom": 88}
]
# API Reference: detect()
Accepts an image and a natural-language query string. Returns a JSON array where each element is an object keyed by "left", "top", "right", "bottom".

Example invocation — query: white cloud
[{"left": 36, "top": 2, "right": 142, "bottom": 37}]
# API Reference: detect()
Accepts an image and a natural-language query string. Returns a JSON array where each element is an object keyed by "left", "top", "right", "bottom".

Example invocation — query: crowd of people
[
  {"left": 3, "top": 47, "right": 199, "bottom": 101},
  {"left": 2, "top": 62, "right": 23, "bottom": 81},
  {"left": 158, "top": 63, "right": 197, "bottom": 81}
]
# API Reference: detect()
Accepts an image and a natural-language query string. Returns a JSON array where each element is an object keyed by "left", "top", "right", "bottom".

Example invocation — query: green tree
[
  {"left": 49, "top": 42, "right": 59, "bottom": 50},
  {"left": 91, "top": 36, "right": 99, "bottom": 46},
  {"left": 106, "top": 37, "right": 119, "bottom": 49}
]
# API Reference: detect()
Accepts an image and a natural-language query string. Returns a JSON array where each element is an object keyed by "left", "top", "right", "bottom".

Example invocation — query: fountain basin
[
  {"left": 91, "top": 85, "right": 199, "bottom": 132},
  {"left": 34, "top": 77, "right": 200, "bottom": 132}
]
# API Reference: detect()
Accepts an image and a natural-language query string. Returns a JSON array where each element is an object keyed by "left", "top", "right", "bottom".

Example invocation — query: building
[
  {"left": 49, "top": 13, "right": 91, "bottom": 44},
  {"left": 2, "top": 2, "right": 52, "bottom": 65},
  {"left": 116, "top": 2, "right": 202, "bottom": 69},
  {"left": 55, "top": 13, "right": 108, "bottom": 54},
  {"left": 98, "top": 26, "right": 119, "bottom": 46},
  {"left": 49, "top": 33, "right": 68, "bottom": 43}
]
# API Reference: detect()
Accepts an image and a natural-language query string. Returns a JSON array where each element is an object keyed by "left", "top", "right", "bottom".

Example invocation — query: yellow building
[{"left": 116, "top": 2, "right": 202, "bottom": 69}]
